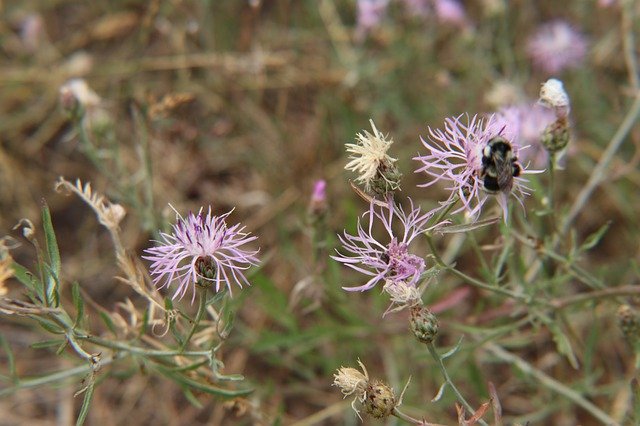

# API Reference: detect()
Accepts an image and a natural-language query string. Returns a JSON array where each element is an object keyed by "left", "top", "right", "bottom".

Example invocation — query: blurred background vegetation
[{"left": 1, "top": 0, "right": 639, "bottom": 424}]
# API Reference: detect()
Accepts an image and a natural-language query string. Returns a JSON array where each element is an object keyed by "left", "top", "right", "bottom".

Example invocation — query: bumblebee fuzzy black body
[{"left": 480, "top": 136, "right": 521, "bottom": 193}]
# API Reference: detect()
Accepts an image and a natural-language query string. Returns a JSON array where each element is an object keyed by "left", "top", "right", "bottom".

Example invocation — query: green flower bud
[{"left": 410, "top": 305, "right": 439, "bottom": 344}]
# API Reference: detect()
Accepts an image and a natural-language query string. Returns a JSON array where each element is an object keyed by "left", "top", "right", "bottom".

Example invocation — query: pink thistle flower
[
  {"left": 143, "top": 207, "right": 259, "bottom": 302},
  {"left": 526, "top": 20, "right": 588, "bottom": 74},
  {"left": 433, "top": 0, "right": 467, "bottom": 28},
  {"left": 332, "top": 199, "right": 434, "bottom": 292},
  {"left": 493, "top": 102, "right": 556, "bottom": 168},
  {"left": 414, "top": 114, "right": 533, "bottom": 219},
  {"left": 356, "top": 0, "right": 390, "bottom": 34}
]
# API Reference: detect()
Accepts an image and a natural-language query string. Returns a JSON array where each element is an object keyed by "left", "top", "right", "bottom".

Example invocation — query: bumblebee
[{"left": 479, "top": 136, "right": 521, "bottom": 193}]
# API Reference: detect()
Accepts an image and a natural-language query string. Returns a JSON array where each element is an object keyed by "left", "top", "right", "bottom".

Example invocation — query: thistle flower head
[
  {"left": 333, "top": 359, "right": 369, "bottom": 398},
  {"left": 364, "top": 380, "right": 396, "bottom": 419},
  {"left": 538, "top": 79, "right": 572, "bottom": 154},
  {"left": 356, "top": 0, "right": 390, "bottom": 33},
  {"left": 345, "top": 119, "right": 401, "bottom": 196},
  {"left": 332, "top": 199, "right": 433, "bottom": 292},
  {"left": 308, "top": 179, "right": 328, "bottom": 218},
  {"left": 333, "top": 359, "right": 370, "bottom": 418},
  {"left": 526, "top": 20, "right": 588, "bottom": 74},
  {"left": 539, "top": 78, "right": 571, "bottom": 117},
  {"left": 433, "top": 0, "right": 468, "bottom": 28},
  {"left": 143, "top": 206, "right": 259, "bottom": 302},
  {"left": 414, "top": 114, "right": 533, "bottom": 219}
]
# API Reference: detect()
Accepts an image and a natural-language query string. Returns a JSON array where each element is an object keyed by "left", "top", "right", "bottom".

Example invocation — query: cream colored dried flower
[
  {"left": 383, "top": 280, "right": 421, "bottom": 315},
  {"left": 333, "top": 359, "right": 370, "bottom": 417},
  {"left": 345, "top": 120, "right": 400, "bottom": 195},
  {"left": 539, "top": 78, "right": 570, "bottom": 117}
]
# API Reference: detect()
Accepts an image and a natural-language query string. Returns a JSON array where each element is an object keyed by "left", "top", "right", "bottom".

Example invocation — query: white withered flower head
[
  {"left": 333, "top": 359, "right": 370, "bottom": 418},
  {"left": 539, "top": 78, "right": 571, "bottom": 117},
  {"left": 345, "top": 119, "right": 400, "bottom": 194}
]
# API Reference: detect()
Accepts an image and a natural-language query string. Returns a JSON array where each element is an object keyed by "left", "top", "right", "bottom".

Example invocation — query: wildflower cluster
[{"left": 334, "top": 76, "right": 574, "bottom": 417}]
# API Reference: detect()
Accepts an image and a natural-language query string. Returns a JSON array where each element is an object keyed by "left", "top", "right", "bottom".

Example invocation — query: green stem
[
  {"left": 547, "top": 152, "right": 556, "bottom": 222},
  {"left": 180, "top": 288, "right": 208, "bottom": 352},
  {"left": 0, "top": 355, "right": 117, "bottom": 397},
  {"left": 79, "top": 335, "right": 211, "bottom": 357},
  {"left": 425, "top": 235, "right": 543, "bottom": 305},
  {"left": 427, "top": 343, "right": 489, "bottom": 426}
]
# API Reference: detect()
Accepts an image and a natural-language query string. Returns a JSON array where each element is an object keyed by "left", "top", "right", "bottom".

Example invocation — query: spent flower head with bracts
[
  {"left": 143, "top": 206, "right": 259, "bottom": 302},
  {"left": 332, "top": 199, "right": 435, "bottom": 292},
  {"left": 526, "top": 20, "right": 588, "bottom": 75},
  {"left": 414, "top": 114, "right": 534, "bottom": 220},
  {"left": 345, "top": 119, "right": 401, "bottom": 196},
  {"left": 538, "top": 78, "right": 572, "bottom": 154}
]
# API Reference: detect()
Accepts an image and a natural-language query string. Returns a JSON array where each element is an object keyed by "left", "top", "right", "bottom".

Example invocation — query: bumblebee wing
[{"left": 495, "top": 158, "right": 514, "bottom": 191}]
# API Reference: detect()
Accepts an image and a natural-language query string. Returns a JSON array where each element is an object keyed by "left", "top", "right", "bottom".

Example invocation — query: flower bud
[
  {"left": 410, "top": 305, "right": 439, "bottom": 344},
  {"left": 370, "top": 161, "right": 402, "bottom": 197},
  {"left": 364, "top": 380, "right": 396, "bottom": 419},
  {"left": 618, "top": 305, "right": 640, "bottom": 348},
  {"left": 541, "top": 116, "right": 571, "bottom": 154},
  {"left": 308, "top": 179, "right": 328, "bottom": 218}
]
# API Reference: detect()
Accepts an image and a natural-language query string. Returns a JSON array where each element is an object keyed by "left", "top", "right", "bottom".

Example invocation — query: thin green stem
[
  {"left": 180, "top": 288, "right": 208, "bottom": 352},
  {"left": 79, "top": 335, "right": 211, "bottom": 357},
  {"left": 427, "top": 343, "right": 489, "bottom": 426},
  {"left": 425, "top": 235, "right": 543, "bottom": 305},
  {"left": 547, "top": 152, "right": 556, "bottom": 224},
  {"left": 0, "top": 356, "right": 116, "bottom": 397}
]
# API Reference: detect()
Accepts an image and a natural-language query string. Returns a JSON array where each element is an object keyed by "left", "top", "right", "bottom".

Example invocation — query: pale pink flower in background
[
  {"left": 400, "top": 0, "right": 468, "bottom": 27},
  {"left": 414, "top": 114, "right": 533, "bottom": 219},
  {"left": 433, "top": 0, "right": 467, "bottom": 27},
  {"left": 493, "top": 103, "right": 556, "bottom": 168},
  {"left": 144, "top": 207, "right": 259, "bottom": 302},
  {"left": 308, "top": 179, "right": 328, "bottom": 216},
  {"left": 356, "top": 0, "right": 390, "bottom": 36},
  {"left": 526, "top": 20, "right": 588, "bottom": 74},
  {"left": 332, "top": 199, "right": 434, "bottom": 292}
]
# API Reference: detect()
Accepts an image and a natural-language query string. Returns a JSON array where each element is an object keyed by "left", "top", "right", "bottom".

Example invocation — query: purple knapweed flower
[
  {"left": 526, "top": 20, "right": 588, "bottom": 74},
  {"left": 356, "top": 0, "right": 390, "bottom": 35},
  {"left": 493, "top": 102, "right": 556, "bottom": 168},
  {"left": 414, "top": 114, "right": 533, "bottom": 219},
  {"left": 143, "top": 207, "right": 259, "bottom": 302},
  {"left": 332, "top": 199, "right": 434, "bottom": 292},
  {"left": 433, "top": 0, "right": 467, "bottom": 28}
]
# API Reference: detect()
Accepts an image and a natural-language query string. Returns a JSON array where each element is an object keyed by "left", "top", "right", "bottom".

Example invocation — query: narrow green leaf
[
  {"left": 431, "top": 381, "right": 448, "bottom": 402},
  {"left": 56, "top": 341, "right": 69, "bottom": 355},
  {"left": 182, "top": 388, "right": 203, "bottom": 408},
  {"left": 72, "top": 282, "right": 84, "bottom": 329},
  {"left": 166, "top": 360, "right": 208, "bottom": 373},
  {"left": 580, "top": 221, "right": 611, "bottom": 252},
  {"left": 31, "top": 339, "right": 66, "bottom": 349},
  {"left": 36, "top": 317, "right": 65, "bottom": 335},
  {"left": 42, "top": 203, "right": 61, "bottom": 305},
  {"left": 152, "top": 364, "right": 252, "bottom": 397},
  {"left": 75, "top": 381, "right": 95, "bottom": 426},
  {"left": 98, "top": 312, "right": 117, "bottom": 336},
  {"left": 0, "top": 336, "right": 17, "bottom": 380},
  {"left": 549, "top": 322, "right": 579, "bottom": 369},
  {"left": 139, "top": 308, "right": 150, "bottom": 337},
  {"left": 11, "top": 262, "right": 38, "bottom": 294},
  {"left": 442, "top": 336, "right": 464, "bottom": 360}
]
